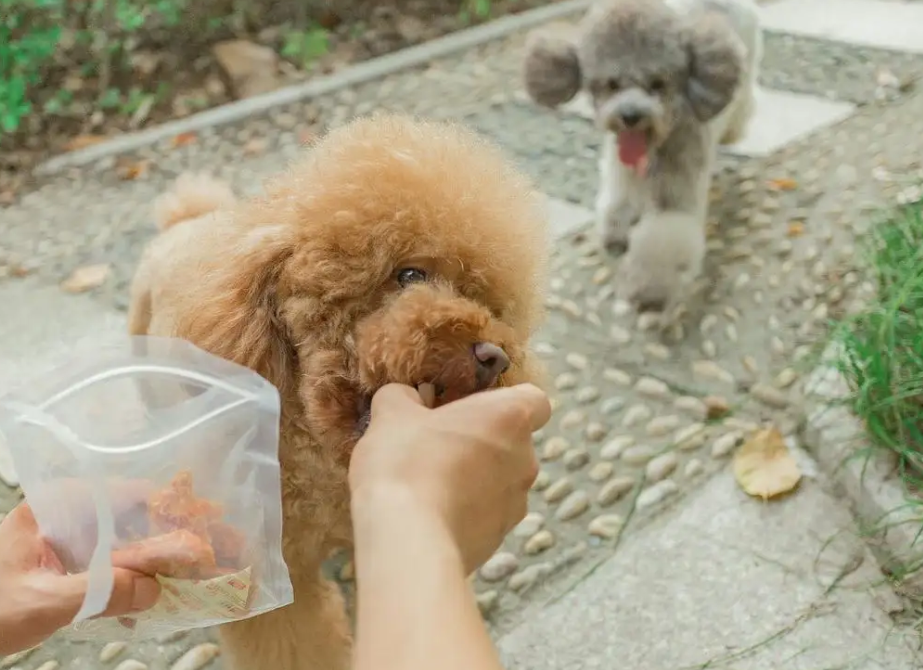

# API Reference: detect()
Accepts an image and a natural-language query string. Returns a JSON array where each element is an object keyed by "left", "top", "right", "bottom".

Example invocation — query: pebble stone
[
  {"left": 113, "top": 662, "right": 148, "bottom": 670},
  {"left": 1, "top": 650, "right": 35, "bottom": 669},
  {"left": 704, "top": 396, "right": 731, "bottom": 419},
  {"left": 635, "top": 376, "right": 670, "bottom": 399},
  {"left": 636, "top": 480, "right": 679, "bottom": 509},
  {"left": 508, "top": 563, "right": 551, "bottom": 592},
  {"left": 566, "top": 352, "right": 589, "bottom": 370},
  {"left": 542, "top": 436, "right": 569, "bottom": 461},
  {"left": 555, "top": 490, "right": 590, "bottom": 521},
  {"left": 644, "top": 343, "right": 671, "bottom": 360},
  {"left": 101, "top": 643, "right": 128, "bottom": 663},
  {"left": 610, "top": 324, "right": 632, "bottom": 344},
  {"left": 674, "top": 423, "right": 707, "bottom": 450},
  {"left": 564, "top": 447, "right": 590, "bottom": 470},
  {"left": 711, "top": 432, "right": 743, "bottom": 458},
  {"left": 560, "top": 409, "right": 586, "bottom": 430},
  {"left": 601, "top": 435, "right": 634, "bottom": 459},
  {"left": 585, "top": 422, "right": 609, "bottom": 442},
  {"left": 674, "top": 396, "right": 707, "bottom": 419},
  {"left": 588, "top": 514, "right": 624, "bottom": 539},
  {"left": 645, "top": 453, "right": 679, "bottom": 482},
  {"left": 684, "top": 458, "right": 704, "bottom": 478},
  {"left": 750, "top": 383, "right": 790, "bottom": 408},
  {"left": 646, "top": 415, "right": 682, "bottom": 437},
  {"left": 34, "top": 663, "right": 58, "bottom": 670},
  {"left": 543, "top": 477, "right": 574, "bottom": 503},
  {"left": 576, "top": 386, "right": 601, "bottom": 403},
  {"left": 554, "top": 373, "right": 578, "bottom": 390},
  {"left": 775, "top": 368, "right": 799, "bottom": 388},
  {"left": 531, "top": 470, "right": 551, "bottom": 491},
  {"left": 622, "top": 404, "right": 652, "bottom": 427},
  {"left": 480, "top": 552, "right": 519, "bottom": 581},
  {"left": 524, "top": 529, "right": 556, "bottom": 555},
  {"left": 603, "top": 368, "right": 632, "bottom": 386},
  {"left": 513, "top": 512, "right": 545, "bottom": 538},
  {"left": 170, "top": 644, "right": 220, "bottom": 670},
  {"left": 597, "top": 476, "right": 636, "bottom": 506},
  {"left": 476, "top": 590, "right": 499, "bottom": 616},
  {"left": 600, "top": 397, "right": 626, "bottom": 414},
  {"left": 588, "top": 461, "right": 614, "bottom": 482},
  {"left": 692, "top": 360, "right": 735, "bottom": 384},
  {"left": 622, "top": 443, "right": 664, "bottom": 466}
]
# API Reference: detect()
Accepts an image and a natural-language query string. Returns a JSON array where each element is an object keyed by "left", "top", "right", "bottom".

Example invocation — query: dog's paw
[
  {"left": 616, "top": 212, "right": 705, "bottom": 314},
  {"left": 596, "top": 200, "right": 640, "bottom": 256}
]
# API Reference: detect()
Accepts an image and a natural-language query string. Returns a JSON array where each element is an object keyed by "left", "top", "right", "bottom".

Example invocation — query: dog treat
[{"left": 118, "top": 470, "right": 248, "bottom": 580}]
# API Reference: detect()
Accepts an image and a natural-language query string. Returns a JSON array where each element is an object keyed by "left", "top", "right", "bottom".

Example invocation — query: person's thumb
[
  {"left": 47, "top": 569, "right": 161, "bottom": 626},
  {"left": 369, "top": 383, "right": 426, "bottom": 419}
]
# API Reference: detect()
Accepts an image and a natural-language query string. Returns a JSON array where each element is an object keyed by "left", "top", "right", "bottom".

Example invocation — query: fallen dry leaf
[
  {"left": 117, "top": 160, "right": 150, "bottom": 181},
  {"left": 768, "top": 177, "right": 798, "bottom": 191},
  {"left": 171, "top": 132, "right": 198, "bottom": 148},
  {"left": 65, "top": 135, "right": 107, "bottom": 152},
  {"left": 733, "top": 427, "right": 802, "bottom": 500},
  {"left": 61, "top": 263, "right": 111, "bottom": 293},
  {"left": 786, "top": 221, "right": 805, "bottom": 237}
]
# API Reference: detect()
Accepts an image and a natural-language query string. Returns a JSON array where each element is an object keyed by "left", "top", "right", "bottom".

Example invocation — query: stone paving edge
[
  {"left": 802, "top": 349, "right": 923, "bottom": 595},
  {"left": 35, "top": 0, "right": 593, "bottom": 176}
]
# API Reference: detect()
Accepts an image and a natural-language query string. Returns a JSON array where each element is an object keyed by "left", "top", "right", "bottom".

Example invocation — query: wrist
[{"left": 351, "top": 483, "right": 463, "bottom": 568}]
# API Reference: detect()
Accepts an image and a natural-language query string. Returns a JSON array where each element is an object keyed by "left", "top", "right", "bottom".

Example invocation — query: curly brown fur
[
  {"left": 523, "top": 0, "right": 760, "bottom": 314},
  {"left": 128, "top": 113, "right": 550, "bottom": 670}
]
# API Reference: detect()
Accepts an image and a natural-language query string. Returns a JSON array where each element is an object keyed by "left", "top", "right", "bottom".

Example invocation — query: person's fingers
[
  {"left": 369, "top": 383, "right": 426, "bottom": 419},
  {"left": 27, "top": 568, "right": 161, "bottom": 632},
  {"left": 0, "top": 503, "right": 43, "bottom": 566},
  {"left": 461, "top": 383, "right": 551, "bottom": 432}
]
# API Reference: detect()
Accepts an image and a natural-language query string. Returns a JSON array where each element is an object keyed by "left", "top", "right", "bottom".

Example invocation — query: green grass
[{"left": 832, "top": 199, "right": 923, "bottom": 479}]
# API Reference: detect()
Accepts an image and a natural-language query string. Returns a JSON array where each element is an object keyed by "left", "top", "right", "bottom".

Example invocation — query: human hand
[
  {"left": 0, "top": 503, "right": 161, "bottom": 655},
  {"left": 348, "top": 383, "right": 551, "bottom": 574}
]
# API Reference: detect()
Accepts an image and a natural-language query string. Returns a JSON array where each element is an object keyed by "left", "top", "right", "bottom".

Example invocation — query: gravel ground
[{"left": 3, "top": 12, "right": 923, "bottom": 670}]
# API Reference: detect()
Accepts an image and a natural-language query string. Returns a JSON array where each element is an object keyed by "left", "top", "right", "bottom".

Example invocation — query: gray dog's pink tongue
[{"left": 617, "top": 131, "right": 649, "bottom": 176}]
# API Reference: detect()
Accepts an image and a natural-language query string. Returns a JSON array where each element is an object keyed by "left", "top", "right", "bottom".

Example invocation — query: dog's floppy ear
[
  {"left": 523, "top": 29, "right": 582, "bottom": 108},
  {"left": 172, "top": 225, "right": 297, "bottom": 393},
  {"left": 684, "top": 11, "right": 745, "bottom": 122}
]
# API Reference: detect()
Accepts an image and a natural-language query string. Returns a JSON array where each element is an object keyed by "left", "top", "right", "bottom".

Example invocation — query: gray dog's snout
[
  {"left": 620, "top": 110, "right": 644, "bottom": 128},
  {"left": 473, "top": 342, "right": 510, "bottom": 389}
]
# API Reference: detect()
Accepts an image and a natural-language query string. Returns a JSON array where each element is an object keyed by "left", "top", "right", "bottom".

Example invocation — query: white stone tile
[
  {"left": 556, "top": 88, "right": 856, "bottom": 158},
  {"left": 724, "top": 87, "right": 855, "bottom": 157},
  {"left": 760, "top": 0, "right": 923, "bottom": 53},
  {"left": 545, "top": 195, "right": 593, "bottom": 239}
]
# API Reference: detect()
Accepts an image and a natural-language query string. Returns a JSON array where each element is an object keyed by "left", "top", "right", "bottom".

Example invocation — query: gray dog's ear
[
  {"left": 685, "top": 12, "right": 745, "bottom": 122},
  {"left": 522, "top": 30, "right": 582, "bottom": 108}
]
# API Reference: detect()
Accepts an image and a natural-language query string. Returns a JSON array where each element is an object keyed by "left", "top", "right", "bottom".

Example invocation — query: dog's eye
[
  {"left": 606, "top": 78, "right": 621, "bottom": 92},
  {"left": 397, "top": 268, "right": 427, "bottom": 287},
  {"left": 650, "top": 77, "right": 666, "bottom": 92}
]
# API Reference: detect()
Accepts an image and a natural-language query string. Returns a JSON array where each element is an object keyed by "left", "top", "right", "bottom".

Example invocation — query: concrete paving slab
[
  {"left": 760, "top": 0, "right": 923, "bottom": 54},
  {"left": 0, "top": 279, "right": 126, "bottom": 487},
  {"left": 498, "top": 468, "right": 918, "bottom": 670},
  {"left": 545, "top": 195, "right": 594, "bottom": 239},
  {"left": 560, "top": 87, "right": 856, "bottom": 157}
]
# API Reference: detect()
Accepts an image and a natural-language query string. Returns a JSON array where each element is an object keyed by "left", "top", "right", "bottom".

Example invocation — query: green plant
[
  {"left": 460, "top": 0, "right": 493, "bottom": 23},
  {"left": 833, "top": 198, "right": 923, "bottom": 474},
  {"left": 0, "top": 0, "right": 64, "bottom": 133},
  {"left": 282, "top": 25, "right": 330, "bottom": 69}
]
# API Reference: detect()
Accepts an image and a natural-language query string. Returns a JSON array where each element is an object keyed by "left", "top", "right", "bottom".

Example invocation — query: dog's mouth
[
  {"left": 354, "top": 377, "right": 498, "bottom": 436},
  {"left": 616, "top": 130, "right": 650, "bottom": 177}
]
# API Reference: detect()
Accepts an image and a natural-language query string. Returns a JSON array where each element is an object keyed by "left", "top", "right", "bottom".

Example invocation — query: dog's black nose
[
  {"left": 620, "top": 111, "right": 643, "bottom": 127},
  {"left": 473, "top": 342, "right": 510, "bottom": 389}
]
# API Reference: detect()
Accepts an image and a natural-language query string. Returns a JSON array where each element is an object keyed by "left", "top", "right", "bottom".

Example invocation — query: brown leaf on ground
[
  {"left": 732, "top": 427, "right": 802, "bottom": 500},
  {"left": 787, "top": 221, "right": 805, "bottom": 237},
  {"left": 768, "top": 177, "right": 798, "bottom": 191},
  {"left": 117, "top": 159, "right": 150, "bottom": 181},
  {"left": 61, "top": 263, "right": 111, "bottom": 293},
  {"left": 64, "top": 135, "right": 107, "bottom": 152},
  {"left": 171, "top": 132, "right": 198, "bottom": 148}
]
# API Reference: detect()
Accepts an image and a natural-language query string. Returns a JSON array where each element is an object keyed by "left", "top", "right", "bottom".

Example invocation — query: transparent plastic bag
[{"left": 0, "top": 336, "right": 293, "bottom": 640}]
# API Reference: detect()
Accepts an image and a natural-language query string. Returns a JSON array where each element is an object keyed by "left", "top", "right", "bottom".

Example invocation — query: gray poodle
[{"left": 523, "top": 0, "right": 762, "bottom": 314}]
